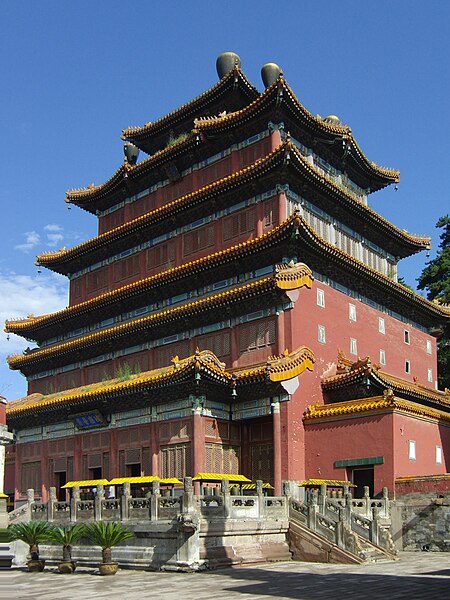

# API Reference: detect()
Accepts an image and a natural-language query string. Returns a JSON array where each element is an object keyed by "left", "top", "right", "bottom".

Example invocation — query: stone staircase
[{"left": 287, "top": 486, "right": 398, "bottom": 564}]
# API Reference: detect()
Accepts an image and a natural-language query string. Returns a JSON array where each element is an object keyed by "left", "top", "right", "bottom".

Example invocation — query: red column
[
  {"left": 276, "top": 311, "right": 286, "bottom": 356},
  {"left": 270, "top": 129, "right": 282, "bottom": 151},
  {"left": 14, "top": 444, "right": 21, "bottom": 505},
  {"left": 109, "top": 429, "right": 118, "bottom": 479},
  {"left": 73, "top": 434, "right": 83, "bottom": 480},
  {"left": 192, "top": 406, "right": 205, "bottom": 495},
  {"left": 151, "top": 422, "right": 159, "bottom": 477},
  {"left": 272, "top": 400, "right": 282, "bottom": 496},
  {"left": 40, "top": 439, "right": 49, "bottom": 502}
]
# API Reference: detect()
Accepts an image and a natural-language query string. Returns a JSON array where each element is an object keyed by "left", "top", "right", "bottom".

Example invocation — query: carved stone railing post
[
  {"left": 121, "top": 482, "right": 130, "bottom": 521},
  {"left": 257, "top": 480, "right": 264, "bottom": 518},
  {"left": 48, "top": 487, "right": 57, "bottom": 522},
  {"left": 181, "top": 477, "right": 194, "bottom": 515},
  {"left": 363, "top": 486, "right": 370, "bottom": 516},
  {"left": 307, "top": 490, "right": 318, "bottom": 530},
  {"left": 221, "top": 479, "right": 230, "bottom": 519},
  {"left": 336, "top": 507, "right": 347, "bottom": 549},
  {"left": 150, "top": 480, "right": 160, "bottom": 521},
  {"left": 26, "top": 488, "right": 35, "bottom": 519},
  {"left": 176, "top": 476, "right": 200, "bottom": 571},
  {"left": 382, "top": 487, "right": 390, "bottom": 517},
  {"left": 70, "top": 486, "right": 80, "bottom": 522},
  {"left": 370, "top": 507, "right": 380, "bottom": 545},
  {"left": 94, "top": 484, "right": 104, "bottom": 521},
  {"left": 318, "top": 484, "right": 327, "bottom": 514}
]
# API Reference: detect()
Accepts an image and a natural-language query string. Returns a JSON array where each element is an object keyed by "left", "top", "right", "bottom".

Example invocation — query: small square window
[
  {"left": 350, "top": 338, "right": 357, "bottom": 355},
  {"left": 318, "top": 324, "right": 326, "bottom": 344},
  {"left": 404, "top": 330, "right": 410, "bottom": 344},
  {"left": 405, "top": 360, "right": 411, "bottom": 374},
  {"left": 428, "top": 368, "right": 433, "bottom": 383},
  {"left": 436, "top": 446, "right": 442, "bottom": 464},
  {"left": 378, "top": 317, "right": 385, "bottom": 334},
  {"left": 409, "top": 440, "right": 416, "bottom": 460},
  {"left": 317, "top": 288, "right": 325, "bottom": 308},
  {"left": 349, "top": 303, "right": 357, "bottom": 321},
  {"left": 426, "top": 340, "right": 432, "bottom": 354},
  {"left": 379, "top": 349, "right": 386, "bottom": 366}
]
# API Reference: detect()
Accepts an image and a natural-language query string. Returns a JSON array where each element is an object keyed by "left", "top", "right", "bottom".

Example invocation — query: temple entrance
[
  {"left": 351, "top": 467, "right": 374, "bottom": 498},
  {"left": 56, "top": 471, "right": 67, "bottom": 501},
  {"left": 127, "top": 463, "right": 141, "bottom": 477},
  {"left": 90, "top": 466, "right": 102, "bottom": 480}
]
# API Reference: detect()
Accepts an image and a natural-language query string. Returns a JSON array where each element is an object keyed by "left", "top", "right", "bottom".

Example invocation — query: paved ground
[{"left": 2, "top": 552, "right": 450, "bottom": 600}]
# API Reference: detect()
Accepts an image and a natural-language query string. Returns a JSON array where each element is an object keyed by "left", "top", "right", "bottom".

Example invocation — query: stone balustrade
[{"left": 19, "top": 478, "right": 288, "bottom": 526}]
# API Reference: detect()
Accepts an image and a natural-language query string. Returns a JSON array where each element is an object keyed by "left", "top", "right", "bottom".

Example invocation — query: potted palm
[
  {"left": 8, "top": 521, "right": 52, "bottom": 572},
  {"left": 83, "top": 521, "right": 134, "bottom": 575},
  {"left": 48, "top": 524, "right": 86, "bottom": 573}
]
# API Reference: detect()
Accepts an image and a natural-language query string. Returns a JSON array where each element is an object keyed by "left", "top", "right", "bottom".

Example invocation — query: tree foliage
[{"left": 417, "top": 215, "right": 450, "bottom": 389}]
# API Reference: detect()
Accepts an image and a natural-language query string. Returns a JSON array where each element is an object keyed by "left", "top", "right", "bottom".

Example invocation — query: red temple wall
[
  {"left": 304, "top": 413, "right": 450, "bottom": 494},
  {"left": 28, "top": 317, "right": 278, "bottom": 395},
  {"left": 68, "top": 194, "right": 279, "bottom": 305},
  {"left": 391, "top": 412, "right": 450, "bottom": 477},
  {"left": 304, "top": 414, "right": 395, "bottom": 494},
  {"left": 13, "top": 415, "right": 253, "bottom": 504},
  {"left": 97, "top": 136, "right": 272, "bottom": 235},
  {"left": 290, "top": 279, "right": 437, "bottom": 387}
]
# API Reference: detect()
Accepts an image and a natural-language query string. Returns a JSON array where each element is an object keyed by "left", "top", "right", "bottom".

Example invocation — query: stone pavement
[{"left": 1, "top": 552, "right": 450, "bottom": 600}]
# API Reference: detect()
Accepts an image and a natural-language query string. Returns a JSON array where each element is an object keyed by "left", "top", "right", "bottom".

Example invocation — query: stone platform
[{"left": 2, "top": 552, "right": 449, "bottom": 599}]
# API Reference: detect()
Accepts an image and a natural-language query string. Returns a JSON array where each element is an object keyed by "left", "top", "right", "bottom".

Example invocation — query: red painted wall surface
[
  {"left": 304, "top": 414, "right": 395, "bottom": 494},
  {"left": 277, "top": 278, "right": 438, "bottom": 483},
  {"left": 304, "top": 412, "right": 450, "bottom": 494},
  {"left": 392, "top": 412, "right": 450, "bottom": 477}
]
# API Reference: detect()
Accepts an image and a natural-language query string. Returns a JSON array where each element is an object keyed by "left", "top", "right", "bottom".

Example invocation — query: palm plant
[
  {"left": 83, "top": 521, "right": 134, "bottom": 565},
  {"left": 48, "top": 524, "right": 86, "bottom": 562},
  {"left": 8, "top": 521, "right": 52, "bottom": 561}
]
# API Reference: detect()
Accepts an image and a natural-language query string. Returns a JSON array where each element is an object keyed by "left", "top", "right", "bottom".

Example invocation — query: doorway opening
[
  {"left": 351, "top": 467, "right": 374, "bottom": 498},
  {"left": 55, "top": 471, "right": 67, "bottom": 501},
  {"left": 127, "top": 463, "right": 141, "bottom": 477}
]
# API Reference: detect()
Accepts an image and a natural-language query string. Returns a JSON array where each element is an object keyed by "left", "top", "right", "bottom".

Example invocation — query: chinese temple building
[{"left": 5, "top": 53, "right": 450, "bottom": 505}]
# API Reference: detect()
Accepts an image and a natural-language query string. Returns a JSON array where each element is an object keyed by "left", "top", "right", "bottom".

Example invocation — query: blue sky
[{"left": 1, "top": 1, "right": 449, "bottom": 400}]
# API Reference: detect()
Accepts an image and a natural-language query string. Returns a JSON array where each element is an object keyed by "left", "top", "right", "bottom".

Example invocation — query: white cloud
[
  {"left": 44, "top": 224, "right": 63, "bottom": 232},
  {"left": 0, "top": 271, "right": 68, "bottom": 355},
  {"left": 14, "top": 231, "right": 41, "bottom": 253},
  {"left": 46, "top": 233, "right": 64, "bottom": 247}
]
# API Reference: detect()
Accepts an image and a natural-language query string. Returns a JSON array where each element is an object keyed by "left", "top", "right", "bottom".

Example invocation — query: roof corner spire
[{"left": 216, "top": 52, "right": 241, "bottom": 79}]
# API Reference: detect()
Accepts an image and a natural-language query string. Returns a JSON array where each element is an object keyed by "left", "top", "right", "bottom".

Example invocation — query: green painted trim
[{"left": 335, "top": 456, "right": 384, "bottom": 468}]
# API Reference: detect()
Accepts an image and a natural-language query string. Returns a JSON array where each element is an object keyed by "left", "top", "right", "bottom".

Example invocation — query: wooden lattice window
[
  {"left": 204, "top": 444, "right": 240, "bottom": 474},
  {"left": 86, "top": 267, "right": 108, "bottom": 293},
  {"left": 142, "top": 447, "right": 151, "bottom": 475},
  {"left": 239, "top": 319, "right": 275, "bottom": 353},
  {"left": 183, "top": 223, "right": 215, "bottom": 257},
  {"left": 154, "top": 341, "right": 190, "bottom": 368},
  {"left": 263, "top": 198, "right": 278, "bottom": 229},
  {"left": 113, "top": 254, "right": 140, "bottom": 282},
  {"left": 21, "top": 462, "right": 41, "bottom": 495},
  {"left": 250, "top": 444, "right": 273, "bottom": 483},
  {"left": 160, "top": 444, "right": 191, "bottom": 479},
  {"left": 196, "top": 331, "right": 230, "bottom": 359},
  {"left": 223, "top": 207, "right": 255, "bottom": 242},
  {"left": 146, "top": 240, "right": 176, "bottom": 271}
]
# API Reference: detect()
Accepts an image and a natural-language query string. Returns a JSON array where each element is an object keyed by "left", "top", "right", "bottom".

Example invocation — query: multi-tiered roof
[{"left": 5, "top": 53, "right": 450, "bottom": 422}]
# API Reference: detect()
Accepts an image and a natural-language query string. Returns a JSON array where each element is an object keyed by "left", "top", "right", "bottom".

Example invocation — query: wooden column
[
  {"left": 276, "top": 310, "right": 286, "bottom": 356},
  {"left": 73, "top": 434, "right": 83, "bottom": 481},
  {"left": 192, "top": 404, "right": 205, "bottom": 495},
  {"left": 40, "top": 439, "right": 49, "bottom": 502},
  {"left": 109, "top": 428, "right": 118, "bottom": 479},
  {"left": 151, "top": 421, "right": 159, "bottom": 477},
  {"left": 272, "top": 400, "right": 282, "bottom": 496}
]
